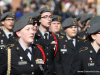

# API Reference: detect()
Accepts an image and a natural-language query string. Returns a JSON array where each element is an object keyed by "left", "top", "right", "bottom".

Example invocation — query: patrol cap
[
  {"left": 88, "top": 16, "right": 100, "bottom": 26},
  {"left": 62, "top": 18, "right": 77, "bottom": 28},
  {"left": 52, "top": 15, "right": 62, "bottom": 22},
  {"left": 0, "top": 12, "right": 15, "bottom": 21},
  {"left": 87, "top": 22, "right": 100, "bottom": 34},
  {"left": 37, "top": 7, "right": 50, "bottom": 14},
  {"left": 21, "top": 12, "right": 40, "bottom": 20},
  {"left": 80, "top": 14, "right": 95, "bottom": 24},
  {"left": 0, "top": 22, "right": 3, "bottom": 26},
  {"left": 13, "top": 16, "right": 34, "bottom": 32}
]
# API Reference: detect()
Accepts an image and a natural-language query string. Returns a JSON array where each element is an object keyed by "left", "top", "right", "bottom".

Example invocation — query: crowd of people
[{"left": 1, "top": 0, "right": 100, "bottom": 75}]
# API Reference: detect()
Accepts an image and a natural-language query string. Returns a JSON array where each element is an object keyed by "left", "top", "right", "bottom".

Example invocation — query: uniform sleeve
[
  {"left": 54, "top": 42, "right": 65, "bottom": 75},
  {"left": 0, "top": 49, "right": 7, "bottom": 75},
  {"left": 70, "top": 51, "right": 83, "bottom": 75}
]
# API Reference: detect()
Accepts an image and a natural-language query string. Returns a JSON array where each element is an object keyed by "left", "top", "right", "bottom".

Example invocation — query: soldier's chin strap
[
  {"left": 52, "top": 33, "right": 58, "bottom": 57},
  {"left": 7, "top": 48, "right": 11, "bottom": 75}
]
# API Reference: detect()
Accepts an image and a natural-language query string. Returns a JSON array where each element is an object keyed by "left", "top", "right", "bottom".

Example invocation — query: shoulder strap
[
  {"left": 52, "top": 33, "right": 58, "bottom": 57},
  {"left": 37, "top": 45, "right": 46, "bottom": 63},
  {"left": 7, "top": 48, "right": 11, "bottom": 75}
]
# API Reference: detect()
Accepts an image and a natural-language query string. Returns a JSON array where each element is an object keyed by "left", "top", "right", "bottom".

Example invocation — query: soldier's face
[
  {"left": 1, "top": 17, "right": 15, "bottom": 31},
  {"left": 64, "top": 26, "right": 77, "bottom": 39},
  {"left": 91, "top": 32, "right": 100, "bottom": 45},
  {"left": 16, "top": 25, "right": 35, "bottom": 44},
  {"left": 39, "top": 12, "right": 52, "bottom": 28},
  {"left": 50, "top": 21, "right": 61, "bottom": 33}
]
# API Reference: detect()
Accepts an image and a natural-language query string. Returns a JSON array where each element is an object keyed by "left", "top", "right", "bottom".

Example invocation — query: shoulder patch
[
  {"left": 77, "top": 36, "right": 85, "bottom": 40},
  {"left": 4, "top": 44, "right": 14, "bottom": 50},
  {"left": 78, "top": 30, "right": 85, "bottom": 33},
  {"left": 59, "top": 36, "right": 64, "bottom": 39},
  {"left": 79, "top": 47, "right": 88, "bottom": 53},
  {"left": 84, "top": 40, "right": 87, "bottom": 42},
  {"left": 60, "top": 33, "right": 65, "bottom": 35},
  {"left": 35, "top": 44, "right": 42, "bottom": 48}
]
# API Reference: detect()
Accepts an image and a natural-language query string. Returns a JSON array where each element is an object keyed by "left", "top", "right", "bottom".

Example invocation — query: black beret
[
  {"left": 88, "top": 16, "right": 100, "bottom": 26},
  {"left": 87, "top": 22, "right": 100, "bottom": 34},
  {"left": 52, "top": 15, "right": 62, "bottom": 22},
  {"left": 21, "top": 12, "right": 40, "bottom": 20},
  {"left": 76, "top": 13, "right": 87, "bottom": 21},
  {"left": 80, "top": 14, "right": 95, "bottom": 24},
  {"left": 0, "top": 12, "right": 15, "bottom": 21},
  {"left": 37, "top": 7, "right": 50, "bottom": 14},
  {"left": 62, "top": 18, "right": 77, "bottom": 28},
  {"left": 13, "top": 16, "right": 34, "bottom": 32}
]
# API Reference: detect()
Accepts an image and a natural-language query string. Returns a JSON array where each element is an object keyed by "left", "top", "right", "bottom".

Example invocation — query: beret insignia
[
  {"left": 29, "top": 16, "right": 33, "bottom": 23},
  {"left": 73, "top": 20, "right": 76, "bottom": 25},
  {"left": 58, "top": 16, "right": 62, "bottom": 21},
  {"left": 12, "top": 12, "right": 15, "bottom": 17}
]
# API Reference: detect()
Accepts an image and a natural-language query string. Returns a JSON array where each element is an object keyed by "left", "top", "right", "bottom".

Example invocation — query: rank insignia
[
  {"left": 2, "top": 34, "right": 4, "bottom": 37},
  {"left": 38, "top": 34, "right": 40, "bottom": 36},
  {"left": 17, "top": 47, "right": 19, "bottom": 50},
  {"left": 65, "top": 40, "right": 67, "bottom": 42},
  {"left": 90, "top": 50, "right": 93, "bottom": 53}
]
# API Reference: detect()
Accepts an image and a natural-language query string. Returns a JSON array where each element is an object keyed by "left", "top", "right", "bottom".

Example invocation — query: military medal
[
  {"left": 64, "top": 44, "right": 66, "bottom": 49},
  {"left": 88, "top": 57, "right": 94, "bottom": 66},
  {"left": 20, "top": 56, "right": 23, "bottom": 61},
  {"left": 89, "top": 57, "right": 92, "bottom": 63},
  {"left": 35, "top": 59, "right": 44, "bottom": 64},
  {"left": 1, "top": 40, "right": 3, "bottom": 44}
]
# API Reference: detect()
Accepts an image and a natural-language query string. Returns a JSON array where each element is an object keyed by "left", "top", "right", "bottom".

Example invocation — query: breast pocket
[{"left": 60, "top": 49, "right": 74, "bottom": 64}]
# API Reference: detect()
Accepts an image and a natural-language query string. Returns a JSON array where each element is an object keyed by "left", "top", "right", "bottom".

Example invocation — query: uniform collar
[
  {"left": 66, "top": 35, "right": 76, "bottom": 46},
  {"left": 3, "top": 28, "right": 13, "bottom": 39},
  {"left": 18, "top": 41, "right": 32, "bottom": 52},
  {"left": 91, "top": 43, "right": 98, "bottom": 53},
  {"left": 39, "top": 28, "right": 49, "bottom": 39}
]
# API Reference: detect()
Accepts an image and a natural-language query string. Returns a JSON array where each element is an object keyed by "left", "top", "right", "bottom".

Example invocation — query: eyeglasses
[
  {"left": 41, "top": 15, "right": 53, "bottom": 19},
  {"left": 33, "top": 21, "right": 40, "bottom": 26},
  {"left": 96, "top": 33, "right": 100, "bottom": 34},
  {"left": 5, "top": 19, "right": 15, "bottom": 21}
]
